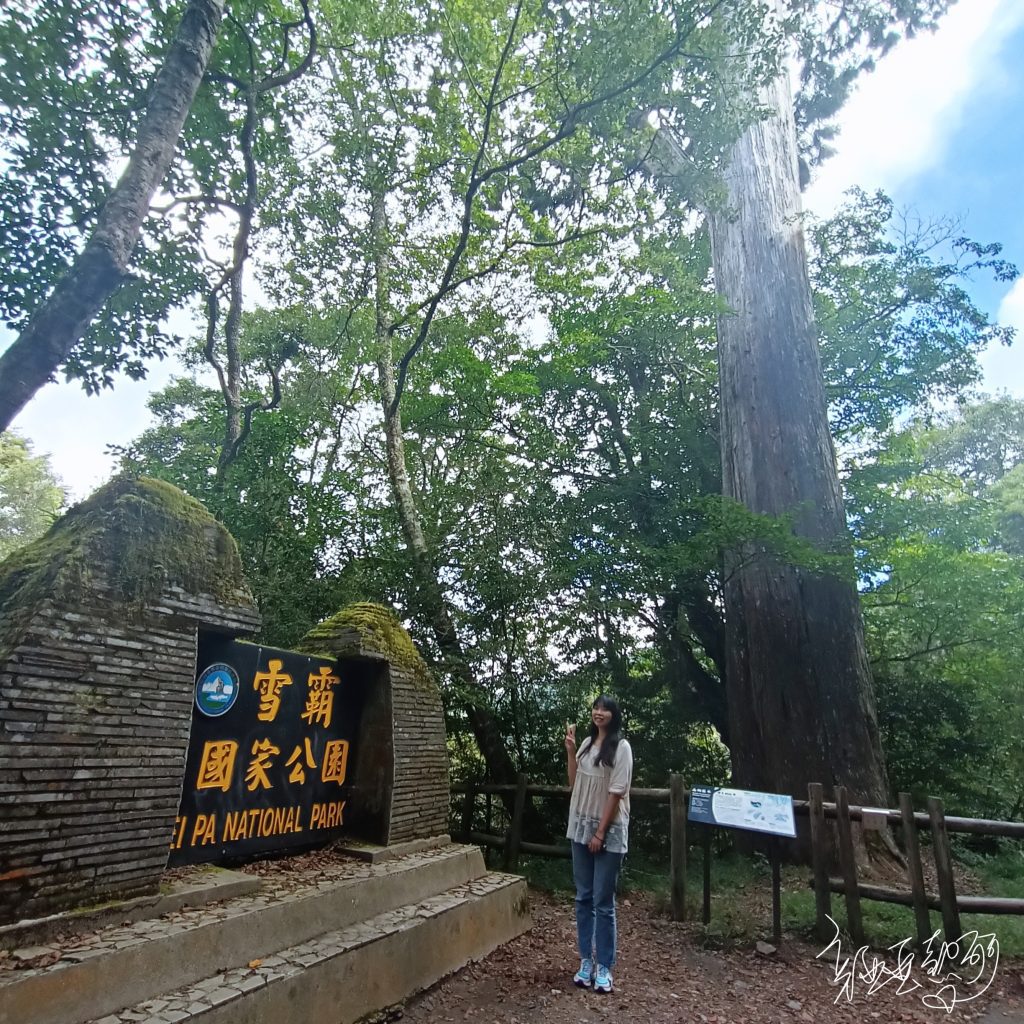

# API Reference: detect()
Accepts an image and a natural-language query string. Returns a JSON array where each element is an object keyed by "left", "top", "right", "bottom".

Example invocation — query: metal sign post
[{"left": 688, "top": 785, "right": 797, "bottom": 943}]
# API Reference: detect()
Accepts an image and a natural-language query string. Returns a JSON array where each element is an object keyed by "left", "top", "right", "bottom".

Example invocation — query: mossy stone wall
[
  {"left": 0, "top": 478, "right": 260, "bottom": 925},
  {"left": 295, "top": 603, "right": 450, "bottom": 845},
  {"left": 0, "top": 481, "right": 450, "bottom": 926}
]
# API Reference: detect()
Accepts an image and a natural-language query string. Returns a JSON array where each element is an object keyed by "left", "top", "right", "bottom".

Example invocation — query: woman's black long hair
[{"left": 581, "top": 694, "right": 623, "bottom": 768}]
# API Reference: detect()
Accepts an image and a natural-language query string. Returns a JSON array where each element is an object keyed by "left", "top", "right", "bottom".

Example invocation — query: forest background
[{"left": 2, "top": 0, "right": 1023, "bottom": 842}]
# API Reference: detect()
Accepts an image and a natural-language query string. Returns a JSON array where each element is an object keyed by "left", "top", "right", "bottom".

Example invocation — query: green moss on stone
[
  {"left": 69, "top": 896, "right": 125, "bottom": 916},
  {"left": 296, "top": 602, "right": 434, "bottom": 689},
  {"left": 0, "top": 476, "right": 254, "bottom": 660}
]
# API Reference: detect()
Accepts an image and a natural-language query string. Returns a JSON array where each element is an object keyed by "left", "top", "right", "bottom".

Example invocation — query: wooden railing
[
  {"left": 451, "top": 776, "right": 1024, "bottom": 944},
  {"left": 452, "top": 775, "right": 688, "bottom": 919},
  {"left": 802, "top": 783, "right": 1024, "bottom": 945}
]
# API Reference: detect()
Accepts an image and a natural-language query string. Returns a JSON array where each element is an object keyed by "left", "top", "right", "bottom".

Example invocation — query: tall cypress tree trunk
[
  {"left": 707, "top": 63, "right": 889, "bottom": 825},
  {"left": 0, "top": 0, "right": 226, "bottom": 431}
]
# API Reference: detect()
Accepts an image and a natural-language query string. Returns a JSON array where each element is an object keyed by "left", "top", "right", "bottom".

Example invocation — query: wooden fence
[{"left": 451, "top": 775, "right": 1024, "bottom": 945}]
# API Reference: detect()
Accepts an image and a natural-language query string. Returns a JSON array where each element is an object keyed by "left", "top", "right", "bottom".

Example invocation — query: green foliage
[
  {"left": 123, "top": 183, "right": 1020, "bottom": 810},
  {"left": 0, "top": 0, "right": 316, "bottom": 393},
  {"left": 78, "top": 0, "right": 1019, "bottom": 824},
  {"left": 0, "top": 0, "right": 207, "bottom": 388},
  {"left": 0, "top": 433, "right": 65, "bottom": 561},
  {"left": 853, "top": 404, "right": 1024, "bottom": 817},
  {"left": 917, "top": 395, "right": 1024, "bottom": 488},
  {"left": 810, "top": 189, "right": 1015, "bottom": 439},
  {"left": 991, "top": 465, "right": 1024, "bottom": 554},
  {"left": 117, "top": 304, "right": 383, "bottom": 646}
]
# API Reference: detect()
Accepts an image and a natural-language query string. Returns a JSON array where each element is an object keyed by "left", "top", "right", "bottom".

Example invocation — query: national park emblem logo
[{"left": 195, "top": 662, "right": 241, "bottom": 717}]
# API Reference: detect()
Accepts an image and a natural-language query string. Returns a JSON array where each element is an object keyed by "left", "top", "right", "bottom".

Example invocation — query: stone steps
[
  {"left": 1, "top": 844, "right": 519, "bottom": 1024},
  {"left": 0, "top": 867, "right": 260, "bottom": 951},
  {"left": 84, "top": 872, "right": 528, "bottom": 1024}
]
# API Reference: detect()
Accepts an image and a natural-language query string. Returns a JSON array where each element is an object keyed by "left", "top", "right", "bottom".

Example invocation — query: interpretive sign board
[
  {"left": 168, "top": 635, "right": 363, "bottom": 866},
  {"left": 688, "top": 784, "right": 796, "bottom": 838}
]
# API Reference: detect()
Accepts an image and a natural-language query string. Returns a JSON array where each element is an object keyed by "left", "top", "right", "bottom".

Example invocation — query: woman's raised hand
[{"left": 564, "top": 721, "right": 576, "bottom": 753}]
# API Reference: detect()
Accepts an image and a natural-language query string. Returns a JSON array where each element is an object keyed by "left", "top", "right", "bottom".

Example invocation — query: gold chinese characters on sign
[
  {"left": 194, "top": 665, "right": 350, "bottom": 794},
  {"left": 170, "top": 643, "right": 362, "bottom": 866}
]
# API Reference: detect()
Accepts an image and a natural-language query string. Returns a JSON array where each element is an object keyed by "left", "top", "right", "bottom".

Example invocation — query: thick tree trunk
[
  {"left": 0, "top": 0, "right": 226, "bottom": 431},
  {"left": 707, "top": 67, "right": 889, "bottom": 818}
]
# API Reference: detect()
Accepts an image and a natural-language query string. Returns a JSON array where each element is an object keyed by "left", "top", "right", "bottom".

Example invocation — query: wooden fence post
[
  {"left": 504, "top": 773, "right": 529, "bottom": 871},
  {"left": 670, "top": 773, "right": 687, "bottom": 922},
  {"left": 808, "top": 783, "right": 832, "bottom": 942},
  {"left": 928, "top": 796, "right": 962, "bottom": 943},
  {"left": 899, "top": 792, "right": 932, "bottom": 944},
  {"left": 461, "top": 780, "right": 476, "bottom": 843},
  {"left": 770, "top": 839, "right": 782, "bottom": 945},
  {"left": 834, "top": 786, "right": 864, "bottom": 945}
]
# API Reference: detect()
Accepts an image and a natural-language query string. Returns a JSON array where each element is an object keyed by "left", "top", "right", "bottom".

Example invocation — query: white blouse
[{"left": 566, "top": 737, "right": 633, "bottom": 853}]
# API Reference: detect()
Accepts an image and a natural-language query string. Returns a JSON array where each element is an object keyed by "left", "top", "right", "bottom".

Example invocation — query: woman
[{"left": 564, "top": 694, "right": 633, "bottom": 994}]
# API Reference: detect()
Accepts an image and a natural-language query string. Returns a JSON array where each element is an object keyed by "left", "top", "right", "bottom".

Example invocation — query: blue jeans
[{"left": 571, "top": 841, "right": 624, "bottom": 968}]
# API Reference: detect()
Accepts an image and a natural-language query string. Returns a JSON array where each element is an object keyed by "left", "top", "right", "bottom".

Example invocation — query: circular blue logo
[{"left": 195, "top": 663, "right": 240, "bottom": 717}]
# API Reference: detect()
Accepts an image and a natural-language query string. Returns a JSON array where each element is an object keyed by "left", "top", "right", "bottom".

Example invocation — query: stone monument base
[{"left": 0, "top": 842, "right": 530, "bottom": 1024}]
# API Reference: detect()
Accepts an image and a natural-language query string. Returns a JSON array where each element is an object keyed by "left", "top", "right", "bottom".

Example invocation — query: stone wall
[
  {"left": 295, "top": 604, "right": 450, "bottom": 845},
  {"left": 0, "top": 479, "right": 259, "bottom": 925},
  {"left": 390, "top": 664, "right": 449, "bottom": 843},
  {"left": 0, "top": 479, "right": 450, "bottom": 928}
]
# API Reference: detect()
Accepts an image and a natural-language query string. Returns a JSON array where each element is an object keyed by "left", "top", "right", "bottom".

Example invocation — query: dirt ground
[{"left": 399, "top": 889, "right": 1024, "bottom": 1024}]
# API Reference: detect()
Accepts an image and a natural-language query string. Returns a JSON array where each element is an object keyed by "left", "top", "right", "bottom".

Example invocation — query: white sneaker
[
  {"left": 573, "top": 957, "right": 593, "bottom": 988},
  {"left": 593, "top": 963, "right": 613, "bottom": 993}
]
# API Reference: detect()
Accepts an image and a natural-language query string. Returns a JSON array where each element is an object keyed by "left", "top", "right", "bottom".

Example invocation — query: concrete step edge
[
  {"left": 88, "top": 873, "right": 528, "bottom": 1024},
  {"left": 0, "top": 869, "right": 260, "bottom": 952},
  {"left": 0, "top": 844, "right": 487, "bottom": 1024}
]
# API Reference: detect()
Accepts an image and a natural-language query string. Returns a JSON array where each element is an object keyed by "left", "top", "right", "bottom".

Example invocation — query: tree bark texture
[
  {"left": 707, "top": 68, "right": 889, "bottom": 812},
  {"left": 0, "top": 0, "right": 226, "bottom": 431}
]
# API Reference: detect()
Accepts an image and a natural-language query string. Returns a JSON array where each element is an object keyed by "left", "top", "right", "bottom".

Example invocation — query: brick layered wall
[
  {"left": 295, "top": 616, "right": 450, "bottom": 847},
  {"left": 388, "top": 666, "right": 449, "bottom": 843},
  {"left": 0, "top": 586, "right": 259, "bottom": 925}
]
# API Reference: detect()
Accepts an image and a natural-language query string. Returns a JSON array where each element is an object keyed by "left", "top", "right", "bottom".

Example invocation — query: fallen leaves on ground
[{"left": 399, "top": 889, "right": 1024, "bottom": 1024}]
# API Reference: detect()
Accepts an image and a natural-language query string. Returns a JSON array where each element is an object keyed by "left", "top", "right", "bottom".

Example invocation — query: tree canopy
[
  {"left": 0, "top": 433, "right": 65, "bottom": 561},
  {"left": 3, "top": 0, "right": 1020, "bottom": 822}
]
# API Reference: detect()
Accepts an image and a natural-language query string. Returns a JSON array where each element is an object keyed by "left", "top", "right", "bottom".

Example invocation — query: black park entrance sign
[
  {"left": 0, "top": 477, "right": 450, "bottom": 926},
  {"left": 169, "top": 636, "right": 364, "bottom": 866}
]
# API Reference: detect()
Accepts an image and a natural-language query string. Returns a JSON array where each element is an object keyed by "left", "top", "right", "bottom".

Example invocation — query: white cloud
[
  {"left": 804, "top": 0, "right": 1024, "bottom": 215},
  {"left": 997, "top": 276, "right": 1024, "bottom": 328},
  {"left": 980, "top": 278, "right": 1024, "bottom": 398}
]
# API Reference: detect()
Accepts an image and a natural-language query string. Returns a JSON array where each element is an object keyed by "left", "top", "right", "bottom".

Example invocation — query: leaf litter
[{"left": 398, "top": 889, "right": 1024, "bottom": 1024}]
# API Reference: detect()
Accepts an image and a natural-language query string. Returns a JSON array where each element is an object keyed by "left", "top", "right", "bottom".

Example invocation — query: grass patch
[
  {"left": 962, "top": 846, "right": 1024, "bottom": 956},
  {"left": 513, "top": 844, "right": 1024, "bottom": 955},
  {"left": 515, "top": 852, "right": 575, "bottom": 894}
]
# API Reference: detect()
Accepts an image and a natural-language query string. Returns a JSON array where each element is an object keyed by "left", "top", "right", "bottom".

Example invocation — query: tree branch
[
  {"left": 0, "top": 0, "right": 227, "bottom": 431},
  {"left": 386, "top": 0, "right": 729, "bottom": 419}
]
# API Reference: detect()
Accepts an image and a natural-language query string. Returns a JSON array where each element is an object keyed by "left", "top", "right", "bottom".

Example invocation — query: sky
[
  {"left": 8, "top": 0, "right": 1024, "bottom": 501},
  {"left": 804, "top": 0, "right": 1024, "bottom": 393}
]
